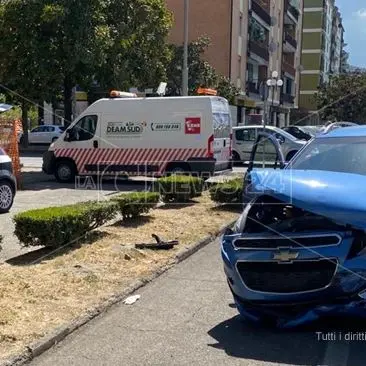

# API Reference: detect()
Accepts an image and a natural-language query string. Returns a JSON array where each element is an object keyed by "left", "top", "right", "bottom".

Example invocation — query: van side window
[{"left": 72, "top": 115, "right": 98, "bottom": 141}]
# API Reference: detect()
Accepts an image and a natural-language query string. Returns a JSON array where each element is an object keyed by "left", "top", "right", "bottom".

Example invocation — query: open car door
[{"left": 243, "top": 131, "right": 285, "bottom": 204}]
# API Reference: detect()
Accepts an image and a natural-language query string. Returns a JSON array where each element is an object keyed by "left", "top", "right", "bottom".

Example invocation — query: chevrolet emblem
[{"left": 273, "top": 250, "right": 299, "bottom": 263}]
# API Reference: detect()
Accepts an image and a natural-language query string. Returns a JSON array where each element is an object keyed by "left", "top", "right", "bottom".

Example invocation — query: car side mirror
[{"left": 64, "top": 131, "right": 72, "bottom": 142}]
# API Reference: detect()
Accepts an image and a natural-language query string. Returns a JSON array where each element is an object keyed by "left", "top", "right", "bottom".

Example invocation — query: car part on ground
[{"left": 135, "top": 234, "right": 179, "bottom": 250}]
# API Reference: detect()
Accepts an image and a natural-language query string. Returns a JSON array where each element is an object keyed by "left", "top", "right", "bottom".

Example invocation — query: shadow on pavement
[
  {"left": 208, "top": 314, "right": 366, "bottom": 365},
  {"left": 208, "top": 315, "right": 325, "bottom": 365},
  {"left": 20, "top": 171, "right": 152, "bottom": 193}
]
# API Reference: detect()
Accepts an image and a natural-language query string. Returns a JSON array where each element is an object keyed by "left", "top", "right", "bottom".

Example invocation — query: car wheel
[
  {"left": 55, "top": 161, "right": 76, "bottom": 183},
  {"left": 0, "top": 180, "right": 14, "bottom": 213},
  {"left": 232, "top": 151, "right": 241, "bottom": 165}
]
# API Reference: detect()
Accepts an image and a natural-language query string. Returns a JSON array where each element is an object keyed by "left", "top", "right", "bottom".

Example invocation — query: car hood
[{"left": 248, "top": 169, "right": 366, "bottom": 230}]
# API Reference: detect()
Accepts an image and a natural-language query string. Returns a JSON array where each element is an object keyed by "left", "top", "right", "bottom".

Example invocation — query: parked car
[
  {"left": 20, "top": 125, "right": 65, "bottom": 145},
  {"left": 232, "top": 125, "right": 307, "bottom": 164},
  {"left": 222, "top": 126, "right": 366, "bottom": 328},
  {"left": 282, "top": 125, "right": 321, "bottom": 141},
  {"left": 319, "top": 121, "right": 358, "bottom": 134},
  {"left": 0, "top": 147, "right": 16, "bottom": 213}
]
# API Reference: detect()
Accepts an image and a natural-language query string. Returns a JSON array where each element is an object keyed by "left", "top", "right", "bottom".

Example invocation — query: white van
[{"left": 43, "top": 94, "right": 232, "bottom": 182}]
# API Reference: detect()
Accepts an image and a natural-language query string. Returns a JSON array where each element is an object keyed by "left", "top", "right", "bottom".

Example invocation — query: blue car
[{"left": 222, "top": 126, "right": 366, "bottom": 328}]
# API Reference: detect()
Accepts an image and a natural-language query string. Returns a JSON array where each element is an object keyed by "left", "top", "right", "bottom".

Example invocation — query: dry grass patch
[{"left": 0, "top": 193, "right": 238, "bottom": 361}]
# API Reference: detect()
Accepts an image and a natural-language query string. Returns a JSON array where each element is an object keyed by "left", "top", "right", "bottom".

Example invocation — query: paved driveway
[{"left": 31, "top": 239, "right": 366, "bottom": 366}]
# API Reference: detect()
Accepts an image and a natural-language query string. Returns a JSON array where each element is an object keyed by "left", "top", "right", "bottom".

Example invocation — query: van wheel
[
  {"left": 0, "top": 180, "right": 15, "bottom": 213},
  {"left": 166, "top": 164, "right": 190, "bottom": 176},
  {"left": 55, "top": 161, "right": 76, "bottom": 183}
]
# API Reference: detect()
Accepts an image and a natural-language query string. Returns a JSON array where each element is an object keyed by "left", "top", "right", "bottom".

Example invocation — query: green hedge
[
  {"left": 112, "top": 192, "right": 160, "bottom": 219},
  {"left": 156, "top": 175, "right": 204, "bottom": 203},
  {"left": 14, "top": 201, "right": 117, "bottom": 248},
  {"left": 209, "top": 178, "right": 243, "bottom": 204}
]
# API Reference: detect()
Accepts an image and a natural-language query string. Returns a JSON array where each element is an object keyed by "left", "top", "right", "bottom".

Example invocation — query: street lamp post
[
  {"left": 262, "top": 71, "right": 283, "bottom": 167},
  {"left": 182, "top": 0, "right": 189, "bottom": 96},
  {"left": 266, "top": 71, "right": 284, "bottom": 127}
]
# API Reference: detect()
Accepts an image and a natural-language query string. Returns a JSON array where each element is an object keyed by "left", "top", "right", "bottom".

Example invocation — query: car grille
[
  {"left": 236, "top": 259, "right": 337, "bottom": 294},
  {"left": 234, "top": 235, "right": 340, "bottom": 249}
]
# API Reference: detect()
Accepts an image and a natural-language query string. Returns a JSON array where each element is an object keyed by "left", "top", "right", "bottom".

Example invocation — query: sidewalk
[{"left": 31, "top": 240, "right": 325, "bottom": 366}]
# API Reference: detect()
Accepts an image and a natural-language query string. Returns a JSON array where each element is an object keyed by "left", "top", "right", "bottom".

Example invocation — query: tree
[
  {"left": 166, "top": 37, "right": 240, "bottom": 103},
  {"left": 95, "top": 0, "right": 172, "bottom": 92},
  {"left": 315, "top": 72, "right": 366, "bottom": 123},
  {"left": 39, "top": 0, "right": 112, "bottom": 125},
  {"left": 0, "top": 0, "right": 62, "bottom": 145}
]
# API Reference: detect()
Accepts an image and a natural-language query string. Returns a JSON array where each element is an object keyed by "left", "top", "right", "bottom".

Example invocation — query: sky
[{"left": 337, "top": 0, "right": 366, "bottom": 67}]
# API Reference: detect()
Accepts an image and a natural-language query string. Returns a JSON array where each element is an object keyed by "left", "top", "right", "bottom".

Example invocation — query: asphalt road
[{"left": 30, "top": 238, "right": 366, "bottom": 366}]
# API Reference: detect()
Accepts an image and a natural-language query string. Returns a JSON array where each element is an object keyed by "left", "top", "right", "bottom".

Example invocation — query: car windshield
[{"left": 291, "top": 136, "right": 366, "bottom": 175}]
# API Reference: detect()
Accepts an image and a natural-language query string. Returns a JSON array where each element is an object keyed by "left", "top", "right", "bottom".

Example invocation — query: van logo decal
[
  {"left": 151, "top": 123, "right": 181, "bottom": 132},
  {"left": 185, "top": 117, "right": 201, "bottom": 135},
  {"left": 106, "top": 122, "right": 145, "bottom": 136}
]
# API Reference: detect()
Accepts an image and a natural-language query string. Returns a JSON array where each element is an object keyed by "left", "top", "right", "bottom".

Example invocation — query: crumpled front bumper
[
  {"left": 222, "top": 231, "right": 366, "bottom": 328},
  {"left": 232, "top": 292, "right": 366, "bottom": 329}
]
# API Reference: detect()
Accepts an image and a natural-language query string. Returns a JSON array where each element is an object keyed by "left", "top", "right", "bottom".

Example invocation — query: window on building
[{"left": 285, "top": 78, "right": 293, "bottom": 95}]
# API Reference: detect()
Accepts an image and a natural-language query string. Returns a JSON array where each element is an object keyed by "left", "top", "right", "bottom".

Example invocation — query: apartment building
[
  {"left": 166, "top": 0, "right": 304, "bottom": 126},
  {"left": 299, "top": 0, "right": 344, "bottom": 111}
]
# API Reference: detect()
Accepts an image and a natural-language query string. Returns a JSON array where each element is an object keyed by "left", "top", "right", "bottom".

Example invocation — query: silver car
[{"left": 232, "top": 125, "right": 307, "bottom": 163}]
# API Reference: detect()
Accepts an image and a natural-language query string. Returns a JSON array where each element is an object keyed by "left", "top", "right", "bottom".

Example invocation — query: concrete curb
[{"left": 1, "top": 219, "right": 236, "bottom": 366}]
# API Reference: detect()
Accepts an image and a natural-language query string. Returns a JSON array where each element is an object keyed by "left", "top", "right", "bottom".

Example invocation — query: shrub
[
  {"left": 156, "top": 175, "right": 204, "bottom": 203},
  {"left": 112, "top": 192, "right": 160, "bottom": 219},
  {"left": 14, "top": 201, "right": 118, "bottom": 248},
  {"left": 209, "top": 178, "right": 243, "bottom": 204}
]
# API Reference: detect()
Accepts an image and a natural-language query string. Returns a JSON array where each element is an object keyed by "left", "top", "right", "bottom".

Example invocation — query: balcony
[
  {"left": 251, "top": 0, "right": 271, "bottom": 26},
  {"left": 281, "top": 93, "right": 295, "bottom": 105},
  {"left": 284, "top": 32, "right": 297, "bottom": 49},
  {"left": 285, "top": 0, "right": 299, "bottom": 21},
  {"left": 248, "top": 40, "right": 269, "bottom": 61},
  {"left": 282, "top": 62, "right": 296, "bottom": 77}
]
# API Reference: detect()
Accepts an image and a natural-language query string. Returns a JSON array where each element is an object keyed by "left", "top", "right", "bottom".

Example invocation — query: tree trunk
[
  {"left": 64, "top": 77, "right": 73, "bottom": 127},
  {"left": 38, "top": 101, "right": 44, "bottom": 125},
  {"left": 21, "top": 102, "right": 29, "bottom": 148}
]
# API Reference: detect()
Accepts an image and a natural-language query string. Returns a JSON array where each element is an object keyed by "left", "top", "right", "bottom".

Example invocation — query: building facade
[
  {"left": 299, "top": 0, "right": 344, "bottom": 111},
  {"left": 166, "top": 0, "right": 304, "bottom": 126}
]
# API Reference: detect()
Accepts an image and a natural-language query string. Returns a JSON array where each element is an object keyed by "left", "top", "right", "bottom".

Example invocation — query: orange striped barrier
[{"left": 0, "top": 118, "right": 22, "bottom": 188}]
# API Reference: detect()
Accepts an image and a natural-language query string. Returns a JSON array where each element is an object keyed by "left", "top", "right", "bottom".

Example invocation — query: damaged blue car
[{"left": 222, "top": 126, "right": 366, "bottom": 328}]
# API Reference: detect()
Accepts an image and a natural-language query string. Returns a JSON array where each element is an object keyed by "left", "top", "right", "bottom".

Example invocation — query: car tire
[
  {"left": 286, "top": 151, "right": 297, "bottom": 162},
  {"left": 0, "top": 180, "right": 15, "bottom": 213},
  {"left": 232, "top": 151, "right": 241, "bottom": 165},
  {"left": 55, "top": 160, "right": 76, "bottom": 183}
]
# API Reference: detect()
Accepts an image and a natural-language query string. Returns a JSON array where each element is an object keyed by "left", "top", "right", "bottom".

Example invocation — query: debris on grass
[{"left": 135, "top": 234, "right": 179, "bottom": 250}]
